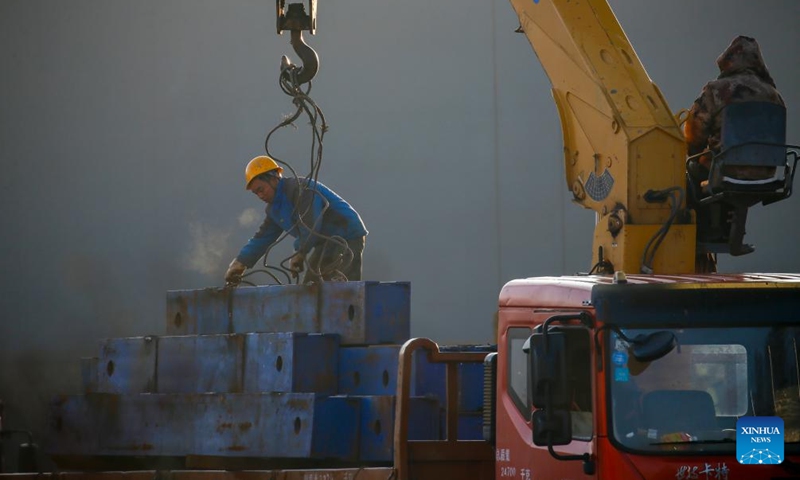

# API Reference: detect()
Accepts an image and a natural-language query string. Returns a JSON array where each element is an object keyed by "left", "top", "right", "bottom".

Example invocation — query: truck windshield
[{"left": 609, "top": 326, "right": 799, "bottom": 454}]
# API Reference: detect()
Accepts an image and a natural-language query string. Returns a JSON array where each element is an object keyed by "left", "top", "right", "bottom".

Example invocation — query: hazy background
[{"left": 1, "top": 0, "right": 798, "bottom": 458}]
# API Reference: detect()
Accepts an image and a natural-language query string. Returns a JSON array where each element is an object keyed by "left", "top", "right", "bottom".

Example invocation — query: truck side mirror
[
  {"left": 630, "top": 331, "right": 676, "bottom": 362},
  {"left": 525, "top": 314, "right": 596, "bottom": 474},
  {"left": 531, "top": 409, "right": 572, "bottom": 446},
  {"left": 527, "top": 330, "right": 569, "bottom": 408}
]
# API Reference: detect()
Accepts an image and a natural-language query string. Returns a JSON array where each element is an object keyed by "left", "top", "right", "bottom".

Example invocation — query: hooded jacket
[{"left": 683, "top": 36, "right": 785, "bottom": 170}]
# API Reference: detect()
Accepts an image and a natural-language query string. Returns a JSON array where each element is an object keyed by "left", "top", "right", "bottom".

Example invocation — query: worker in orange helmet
[{"left": 224, "top": 155, "right": 368, "bottom": 285}]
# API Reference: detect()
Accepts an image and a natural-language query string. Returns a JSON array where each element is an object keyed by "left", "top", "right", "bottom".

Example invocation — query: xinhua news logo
[{"left": 736, "top": 416, "right": 783, "bottom": 465}]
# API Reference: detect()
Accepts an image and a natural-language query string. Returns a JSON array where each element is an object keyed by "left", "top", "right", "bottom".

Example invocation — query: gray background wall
[{"left": 1, "top": 0, "right": 798, "bottom": 454}]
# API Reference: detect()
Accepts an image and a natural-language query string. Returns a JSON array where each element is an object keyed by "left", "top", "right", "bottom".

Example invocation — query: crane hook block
[
  {"left": 277, "top": 0, "right": 316, "bottom": 35},
  {"left": 276, "top": 0, "right": 318, "bottom": 85}
]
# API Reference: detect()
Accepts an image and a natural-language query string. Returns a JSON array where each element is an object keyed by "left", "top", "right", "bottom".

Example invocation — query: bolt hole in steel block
[
  {"left": 355, "top": 396, "right": 441, "bottom": 462},
  {"left": 294, "top": 416, "right": 302, "bottom": 434},
  {"left": 244, "top": 333, "right": 339, "bottom": 394},
  {"left": 338, "top": 345, "right": 400, "bottom": 396},
  {"left": 320, "top": 282, "right": 410, "bottom": 345},
  {"left": 96, "top": 337, "right": 157, "bottom": 394},
  {"left": 173, "top": 312, "right": 182, "bottom": 328}
]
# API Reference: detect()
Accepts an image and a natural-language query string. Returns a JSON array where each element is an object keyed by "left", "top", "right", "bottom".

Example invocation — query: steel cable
[{"left": 251, "top": 62, "right": 353, "bottom": 285}]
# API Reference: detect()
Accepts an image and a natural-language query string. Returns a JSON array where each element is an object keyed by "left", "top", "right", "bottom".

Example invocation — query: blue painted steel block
[
  {"left": 306, "top": 395, "right": 362, "bottom": 461},
  {"left": 412, "top": 345, "right": 493, "bottom": 412},
  {"left": 243, "top": 332, "right": 339, "bottom": 394},
  {"left": 355, "top": 395, "right": 393, "bottom": 462},
  {"left": 156, "top": 334, "right": 245, "bottom": 393},
  {"left": 96, "top": 336, "right": 157, "bottom": 393},
  {"left": 165, "top": 285, "right": 319, "bottom": 335},
  {"left": 458, "top": 361, "right": 485, "bottom": 413},
  {"left": 47, "top": 393, "right": 360, "bottom": 460},
  {"left": 407, "top": 397, "right": 442, "bottom": 441},
  {"left": 195, "top": 393, "right": 360, "bottom": 460},
  {"left": 457, "top": 413, "right": 483, "bottom": 440},
  {"left": 98, "top": 393, "right": 191, "bottom": 455},
  {"left": 320, "top": 282, "right": 410, "bottom": 345},
  {"left": 48, "top": 392, "right": 194, "bottom": 455},
  {"left": 354, "top": 395, "right": 441, "bottom": 462},
  {"left": 47, "top": 395, "right": 101, "bottom": 454},
  {"left": 338, "top": 345, "right": 400, "bottom": 395},
  {"left": 80, "top": 357, "right": 98, "bottom": 393}
]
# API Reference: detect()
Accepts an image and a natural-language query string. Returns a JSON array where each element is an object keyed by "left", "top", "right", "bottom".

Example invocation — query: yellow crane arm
[{"left": 508, "top": 0, "right": 695, "bottom": 274}]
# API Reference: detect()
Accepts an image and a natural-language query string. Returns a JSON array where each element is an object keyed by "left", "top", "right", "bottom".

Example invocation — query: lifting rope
[{"left": 241, "top": 1, "right": 354, "bottom": 286}]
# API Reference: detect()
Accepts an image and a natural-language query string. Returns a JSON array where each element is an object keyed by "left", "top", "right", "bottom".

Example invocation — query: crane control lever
[{"left": 276, "top": 0, "right": 318, "bottom": 86}]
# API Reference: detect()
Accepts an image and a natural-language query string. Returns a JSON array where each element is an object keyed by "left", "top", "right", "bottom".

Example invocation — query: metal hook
[{"left": 277, "top": 0, "right": 319, "bottom": 85}]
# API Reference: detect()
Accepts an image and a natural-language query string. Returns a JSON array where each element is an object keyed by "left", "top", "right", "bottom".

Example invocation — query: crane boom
[{"left": 507, "top": 0, "right": 695, "bottom": 274}]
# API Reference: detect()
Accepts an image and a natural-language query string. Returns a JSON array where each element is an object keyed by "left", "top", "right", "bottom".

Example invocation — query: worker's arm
[
  {"left": 684, "top": 84, "right": 716, "bottom": 165},
  {"left": 235, "top": 212, "right": 284, "bottom": 267}
]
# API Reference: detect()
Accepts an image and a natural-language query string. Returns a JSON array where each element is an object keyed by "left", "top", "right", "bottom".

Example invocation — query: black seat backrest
[
  {"left": 641, "top": 389, "right": 717, "bottom": 433},
  {"left": 717, "top": 101, "right": 786, "bottom": 168}
]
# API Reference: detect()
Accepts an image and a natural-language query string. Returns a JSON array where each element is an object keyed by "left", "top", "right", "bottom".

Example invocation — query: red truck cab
[{"left": 493, "top": 273, "right": 800, "bottom": 479}]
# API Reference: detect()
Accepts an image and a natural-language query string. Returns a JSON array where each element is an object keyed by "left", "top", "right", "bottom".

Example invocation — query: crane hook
[{"left": 276, "top": 0, "right": 319, "bottom": 86}]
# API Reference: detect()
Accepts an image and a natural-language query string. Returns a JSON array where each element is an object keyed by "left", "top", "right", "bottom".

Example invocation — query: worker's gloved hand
[
  {"left": 290, "top": 252, "right": 305, "bottom": 278},
  {"left": 225, "top": 259, "right": 247, "bottom": 285}
]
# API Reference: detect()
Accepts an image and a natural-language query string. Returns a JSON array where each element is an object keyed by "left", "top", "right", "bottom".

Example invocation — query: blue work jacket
[{"left": 236, "top": 177, "right": 367, "bottom": 267}]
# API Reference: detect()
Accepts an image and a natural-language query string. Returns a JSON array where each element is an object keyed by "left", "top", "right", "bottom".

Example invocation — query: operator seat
[
  {"left": 641, "top": 389, "right": 717, "bottom": 434},
  {"left": 687, "top": 101, "right": 799, "bottom": 256}
]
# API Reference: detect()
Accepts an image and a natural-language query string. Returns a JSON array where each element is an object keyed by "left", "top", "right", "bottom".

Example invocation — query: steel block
[
  {"left": 412, "top": 345, "right": 493, "bottom": 412},
  {"left": 319, "top": 281, "right": 410, "bottom": 345},
  {"left": 337, "top": 345, "right": 400, "bottom": 395},
  {"left": 157, "top": 334, "right": 245, "bottom": 393},
  {"left": 457, "top": 413, "right": 483, "bottom": 440},
  {"left": 355, "top": 395, "right": 441, "bottom": 462},
  {"left": 96, "top": 337, "right": 157, "bottom": 394},
  {"left": 79, "top": 357, "right": 98, "bottom": 393},
  {"left": 407, "top": 397, "right": 442, "bottom": 441},
  {"left": 101, "top": 393, "right": 191, "bottom": 455},
  {"left": 457, "top": 361, "right": 485, "bottom": 413},
  {"left": 47, "top": 394, "right": 101, "bottom": 454},
  {"left": 47, "top": 393, "right": 360, "bottom": 460},
  {"left": 194, "top": 393, "right": 360, "bottom": 460},
  {"left": 49, "top": 392, "right": 193, "bottom": 455},
  {"left": 165, "top": 285, "right": 319, "bottom": 335},
  {"left": 243, "top": 333, "right": 339, "bottom": 394},
  {"left": 355, "top": 395, "right": 394, "bottom": 462}
]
